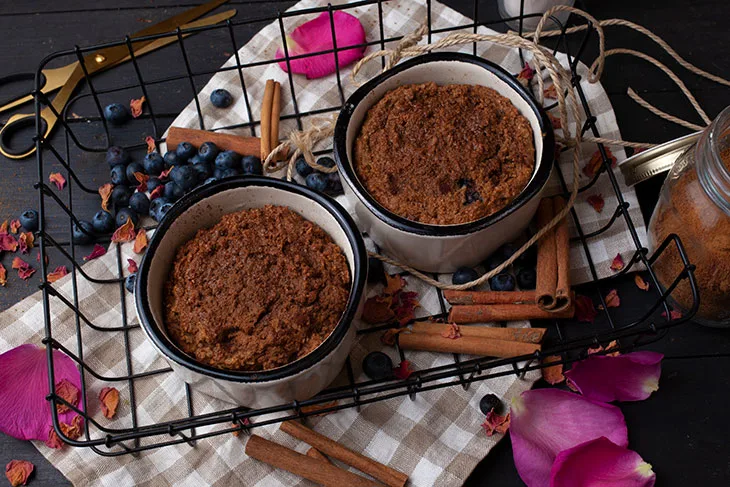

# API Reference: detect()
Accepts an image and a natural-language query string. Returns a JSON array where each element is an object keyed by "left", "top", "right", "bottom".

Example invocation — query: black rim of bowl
[
  {"left": 136, "top": 176, "right": 367, "bottom": 383},
  {"left": 333, "top": 51, "right": 555, "bottom": 237}
]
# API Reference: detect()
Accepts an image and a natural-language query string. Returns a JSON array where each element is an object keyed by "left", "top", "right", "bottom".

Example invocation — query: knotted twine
[{"left": 263, "top": 5, "right": 730, "bottom": 291}]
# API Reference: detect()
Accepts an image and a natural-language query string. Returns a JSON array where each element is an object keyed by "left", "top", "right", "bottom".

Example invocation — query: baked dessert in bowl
[
  {"left": 334, "top": 52, "right": 555, "bottom": 273},
  {"left": 135, "top": 177, "right": 366, "bottom": 408}
]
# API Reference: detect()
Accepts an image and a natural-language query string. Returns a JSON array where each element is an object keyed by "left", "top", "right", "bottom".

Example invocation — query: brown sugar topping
[{"left": 164, "top": 205, "right": 351, "bottom": 371}]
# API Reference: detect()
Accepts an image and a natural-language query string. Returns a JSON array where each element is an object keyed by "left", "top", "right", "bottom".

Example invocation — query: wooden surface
[{"left": 1, "top": 1, "right": 730, "bottom": 486}]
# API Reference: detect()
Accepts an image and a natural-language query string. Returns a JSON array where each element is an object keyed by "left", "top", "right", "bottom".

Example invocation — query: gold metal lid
[{"left": 619, "top": 131, "right": 701, "bottom": 187}]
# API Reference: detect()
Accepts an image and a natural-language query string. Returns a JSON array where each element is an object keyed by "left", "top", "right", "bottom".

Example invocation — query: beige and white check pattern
[{"left": 0, "top": 1, "right": 647, "bottom": 486}]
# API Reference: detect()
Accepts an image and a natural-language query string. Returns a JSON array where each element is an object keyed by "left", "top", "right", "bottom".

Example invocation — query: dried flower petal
[
  {"left": 130, "top": 96, "right": 146, "bottom": 118},
  {"left": 543, "top": 84, "right": 558, "bottom": 99},
  {"left": 634, "top": 275, "right": 650, "bottom": 291},
  {"left": 383, "top": 273, "right": 406, "bottom": 295},
  {"left": 394, "top": 291, "right": 419, "bottom": 326},
  {"left": 45, "top": 428, "right": 63, "bottom": 449},
  {"left": 98, "top": 183, "right": 114, "bottom": 212},
  {"left": 541, "top": 355, "right": 565, "bottom": 385},
  {"left": 275, "top": 11, "right": 366, "bottom": 80},
  {"left": 127, "top": 259, "right": 138, "bottom": 273},
  {"left": 134, "top": 172, "right": 149, "bottom": 193},
  {"left": 149, "top": 185, "right": 165, "bottom": 201},
  {"left": 0, "top": 221, "right": 7, "bottom": 234},
  {"left": 661, "top": 309, "right": 682, "bottom": 320},
  {"left": 510, "top": 389, "right": 628, "bottom": 487},
  {"left": 18, "top": 232, "right": 34, "bottom": 254},
  {"left": 575, "top": 294, "right": 598, "bottom": 323},
  {"left": 9, "top": 220, "right": 21, "bottom": 234},
  {"left": 604, "top": 289, "right": 620, "bottom": 308},
  {"left": 0, "top": 344, "right": 82, "bottom": 445},
  {"left": 380, "top": 328, "right": 406, "bottom": 346},
  {"left": 482, "top": 411, "right": 510, "bottom": 436},
  {"left": 111, "top": 217, "right": 136, "bottom": 243},
  {"left": 587, "top": 340, "right": 620, "bottom": 357},
  {"left": 99, "top": 387, "right": 120, "bottom": 419},
  {"left": 49, "top": 172, "right": 66, "bottom": 190},
  {"left": 83, "top": 244, "right": 107, "bottom": 261},
  {"left": 610, "top": 253, "right": 625, "bottom": 272},
  {"left": 47, "top": 265, "right": 69, "bottom": 283},
  {"left": 393, "top": 360, "right": 413, "bottom": 380},
  {"left": 145, "top": 135, "right": 156, "bottom": 154},
  {"left": 133, "top": 229, "right": 148, "bottom": 254},
  {"left": 0, "top": 264, "right": 6, "bottom": 286},
  {"left": 11, "top": 257, "right": 35, "bottom": 280},
  {"left": 550, "top": 436, "right": 656, "bottom": 487},
  {"left": 362, "top": 294, "right": 395, "bottom": 324},
  {"left": 0, "top": 234, "right": 18, "bottom": 252},
  {"left": 36, "top": 253, "right": 48, "bottom": 265},
  {"left": 586, "top": 194, "right": 605, "bottom": 213},
  {"left": 548, "top": 113, "right": 562, "bottom": 130},
  {"left": 583, "top": 148, "right": 617, "bottom": 178},
  {"left": 54, "top": 378, "right": 79, "bottom": 414},
  {"left": 5, "top": 460, "right": 34, "bottom": 487},
  {"left": 565, "top": 352, "right": 663, "bottom": 403},
  {"left": 517, "top": 63, "right": 536, "bottom": 85},
  {"left": 59, "top": 415, "right": 84, "bottom": 440},
  {"left": 440, "top": 323, "right": 461, "bottom": 339}
]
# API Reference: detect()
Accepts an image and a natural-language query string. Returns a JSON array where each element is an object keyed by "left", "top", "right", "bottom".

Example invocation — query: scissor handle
[
  {"left": 0, "top": 112, "right": 49, "bottom": 159},
  {"left": 0, "top": 72, "right": 47, "bottom": 113}
]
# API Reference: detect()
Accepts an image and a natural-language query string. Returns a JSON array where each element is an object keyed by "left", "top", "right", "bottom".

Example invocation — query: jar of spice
[{"left": 648, "top": 106, "right": 730, "bottom": 327}]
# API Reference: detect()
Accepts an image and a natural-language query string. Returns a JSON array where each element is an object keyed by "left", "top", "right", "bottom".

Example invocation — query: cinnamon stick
[
  {"left": 552, "top": 196, "right": 572, "bottom": 312},
  {"left": 443, "top": 290, "right": 536, "bottom": 305},
  {"left": 270, "top": 81, "right": 282, "bottom": 153},
  {"left": 448, "top": 303, "right": 575, "bottom": 323},
  {"left": 535, "top": 198, "right": 558, "bottom": 310},
  {"left": 260, "top": 79, "right": 275, "bottom": 160},
  {"left": 245, "top": 435, "right": 379, "bottom": 487},
  {"left": 398, "top": 332, "right": 540, "bottom": 358},
  {"left": 280, "top": 421, "right": 407, "bottom": 487},
  {"left": 410, "top": 321, "right": 546, "bottom": 344},
  {"left": 307, "top": 447, "right": 331, "bottom": 464},
  {"left": 166, "top": 127, "right": 261, "bottom": 157}
]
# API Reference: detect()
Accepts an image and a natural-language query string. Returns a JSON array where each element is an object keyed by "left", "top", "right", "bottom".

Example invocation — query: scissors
[{"left": 0, "top": 0, "right": 236, "bottom": 160}]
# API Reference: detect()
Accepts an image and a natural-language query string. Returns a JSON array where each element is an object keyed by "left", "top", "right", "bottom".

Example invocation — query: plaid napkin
[{"left": 0, "top": 1, "right": 647, "bottom": 486}]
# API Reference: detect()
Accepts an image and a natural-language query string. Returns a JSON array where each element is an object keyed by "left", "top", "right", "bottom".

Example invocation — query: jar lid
[{"left": 619, "top": 131, "right": 701, "bottom": 186}]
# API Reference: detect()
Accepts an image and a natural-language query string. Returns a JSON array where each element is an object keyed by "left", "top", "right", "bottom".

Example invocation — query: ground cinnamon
[
  {"left": 448, "top": 302, "right": 575, "bottom": 323},
  {"left": 443, "top": 290, "right": 536, "bottom": 305},
  {"left": 410, "top": 321, "right": 546, "bottom": 343},
  {"left": 397, "top": 331, "right": 540, "bottom": 358},
  {"left": 535, "top": 198, "right": 558, "bottom": 310}
]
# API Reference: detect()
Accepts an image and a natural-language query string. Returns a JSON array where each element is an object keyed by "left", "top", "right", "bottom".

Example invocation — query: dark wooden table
[{"left": 1, "top": 1, "right": 729, "bottom": 485}]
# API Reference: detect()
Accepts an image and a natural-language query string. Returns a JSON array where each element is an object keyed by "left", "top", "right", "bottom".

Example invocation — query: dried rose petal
[
  {"left": 380, "top": 328, "right": 405, "bottom": 346},
  {"left": 541, "top": 355, "right": 565, "bottom": 385},
  {"left": 149, "top": 185, "right": 165, "bottom": 201},
  {"left": 0, "top": 264, "right": 6, "bottom": 286},
  {"left": 517, "top": 62, "right": 536, "bottom": 84},
  {"left": 275, "top": 11, "right": 366, "bottom": 80},
  {"left": 9, "top": 220, "right": 21, "bottom": 234},
  {"left": 550, "top": 436, "right": 656, "bottom": 487},
  {"left": 482, "top": 411, "right": 510, "bottom": 436},
  {"left": 145, "top": 136, "right": 156, "bottom": 154},
  {"left": 610, "top": 253, "right": 625, "bottom": 272},
  {"left": 586, "top": 194, "right": 605, "bottom": 213},
  {"left": 0, "top": 344, "right": 82, "bottom": 445},
  {"left": 440, "top": 323, "right": 461, "bottom": 339},
  {"left": 99, "top": 387, "right": 120, "bottom": 418},
  {"left": 0, "top": 221, "right": 7, "bottom": 234},
  {"left": 583, "top": 148, "right": 617, "bottom": 179},
  {"left": 18, "top": 232, "right": 34, "bottom": 254},
  {"left": 362, "top": 295, "right": 395, "bottom": 324},
  {"left": 98, "top": 183, "right": 114, "bottom": 212},
  {"left": 59, "top": 415, "right": 84, "bottom": 440},
  {"left": 575, "top": 294, "right": 598, "bottom": 323},
  {"left": 588, "top": 340, "right": 620, "bottom": 357},
  {"left": 83, "top": 244, "right": 107, "bottom": 261},
  {"left": 0, "top": 234, "right": 19, "bottom": 252},
  {"left": 394, "top": 291, "right": 419, "bottom": 326},
  {"left": 130, "top": 96, "right": 146, "bottom": 118},
  {"left": 661, "top": 309, "right": 683, "bottom": 320},
  {"left": 159, "top": 166, "right": 174, "bottom": 180},
  {"left": 605, "top": 289, "right": 620, "bottom": 308},
  {"left": 11, "top": 257, "right": 35, "bottom": 280},
  {"left": 127, "top": 259, "right": 138, "bottom": 273},
  {"left": 36, "top": 253, "right": 48, "bottom": 265},
  {"left": 393, "top": 360, "right": 413, "bottom": 380},
  {"left": 54, "top": 378, "right": 79, "bottom": 413},
  {"left": 548, "top": 113, "right": 562, "bottom": 130},
  {"left": 509, "top": 389, "right": 628, "bottom": 487},
  {"left": 634, "top": 275, "right": 650, "bottom": 291},
  {"left": 565, "top": 352, "right": 663, "bottom": 403},
  {"left": 47, "top": 265, "right": 69, "bottom": 284},
  {"left": 383, "top": 273, "right": 406, "bottom": 295},
  {"left": 5, "top": 460, "right": 34, "bottom": 487},
  {"left": 543, "top": 84, "right": 558, "bottom": 99},
  {"left": 45, "top": 428, "right": 63, "bottom": 449},
  {"left": 111, "top": 218, "right": 136, "bottom": 243},
  {"left": 133, "top": 229, "right": 148, "bottom": 254},
  {"left": 49, "top": 172, "right": 66, "bottom": 190},
  {"left": 134, "top": 172, "right": 149, "bottom": 193}
]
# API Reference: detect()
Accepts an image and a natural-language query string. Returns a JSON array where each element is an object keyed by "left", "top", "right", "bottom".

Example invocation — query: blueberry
[
  {"left": 163, "top": 151, "right": 180, "bottom": 169},
  {"left": 171, "top": 165, "right": 197, "bottom": 191},
  {"left": 103, "top": 103, "right": 130, "bottom": 125},
  {"left": 164, "top": 182, "right": 185, "bottom": 201},
  {"left": 516, "top": 267, "right": 537, "bottom": 290},
  {"left": 19, "top": 209, "right": 39, "bottom": 232},
  {"left": 116, "top": 207, "right": 139, "bottom": 228},
  {"left": 111, "top": 185, "right": 133, "bottom": 208},
  {"left": 143, "top": 152, "right": 164, "bottom": 175},
  {"left": 452, "top": 267, "right": 478, "bottom": 285},
  {"left": 147, "top": 177, "right": 162, "bottom": 192},
  {"left": 241, "top": 155, "right": 263, "bottom": 175},
  {"left": 129, "top": 192, "right": 150, "bottom": 216},
  {"left": 156, "top": 202, "right": 174, "bottom": 221},
  {"left": 72, "top": 220, "right": 95, "bottom": 245},
  {"left": 198, "top": 141, "right": 219, "bottom": 163},
  {"left": 203, "top": 177, "right": 218, "bottom": 185},
  {"left": 362, "top": 351, "right": 393, "bottom": 380},
  {"left": 110, "top": 165, "right": 128, "bottom": 186},
  {"left": 176, "top": 141, "right": 196, "bottom": 160},
  {"left": 514, "top": 245, "right": 538, "bottom": 268},
  {"left": 317, "top": 156, "right": 335, "bottom": 169},
  {"left": 367, "top": 256, "right": 386, "bottom": 285},
  {"left": 479, "top": 394, "right": 503, "bottom": 415},
  {"left": 326, "top": 172, "right": 343, "bottom": 195},
  {"left": 498, "top": 242, "right": 519, "bottom": 261},
  {"left": 305, "top": 173, "right": 328, "bottom": 192},
  {"left": 214, "top": 167, "right": 240, "bottom": 179},
  {"left": 126, "top": 162, "right": 145, "bottom": 184},
  {"left": 92, "top": 210, "right": 115, "bottom": 234},
  {"left": 483, "top": 252, "right": 503, "bottom": 272},
  {"left": 192, "top": 162, "right": 212, "bottom": 182},
  {"left": 490, "top": 272, "right": 516, "bottom": 291},
  {"left": 295, "top": 156, "right": 313, "bottom": 177},
  {"left": 125, "top": 273, "right": 136, "bottom": 293},
  {"left": 106, "top": 146, "right": 130, "bottom": 167},
  {"left": 210, "top": 88, "right": 233, "bottom": 108},
  {"left": 189, "top": 154, "right": 205, "bottom": 165},
  {"left": 149, "top": 197, "right": 168, "bottom": 219},
  {"left": 215, "top": 150, "right": 241, "bottom": 169}
]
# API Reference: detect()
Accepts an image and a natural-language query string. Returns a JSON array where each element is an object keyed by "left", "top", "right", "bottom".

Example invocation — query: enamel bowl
[
  {"left": 135, "top": 177, "right": 367, "bottom": 408},
  {"left": 334, "top": 52, "right": 554, "bottom": 273}
]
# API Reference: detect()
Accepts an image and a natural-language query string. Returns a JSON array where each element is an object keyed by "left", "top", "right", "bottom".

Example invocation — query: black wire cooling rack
[{"left": 28, "top": 0, "right": 699, "bottom": 455}]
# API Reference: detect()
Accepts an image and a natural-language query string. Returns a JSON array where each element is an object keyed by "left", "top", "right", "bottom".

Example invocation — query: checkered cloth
[{"left": 0, "top": 1, "right": 647, "bottom": 486}]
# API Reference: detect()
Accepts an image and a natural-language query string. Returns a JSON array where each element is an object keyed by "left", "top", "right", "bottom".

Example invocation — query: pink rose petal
[
  {"left": 565, "top": 351, "right": 663, "bottom": 403},
  {"left": 276, "top": 11, "right": 366, "bottom": 79},
  {"left": 550, "top": 436, "right": 656, "bottom": 487},
  {"left": 0, "top": 344, "right": 82, "bottom": 444},
  {"left": 510, "top": 389, "right": 628, "bottom": 487}
]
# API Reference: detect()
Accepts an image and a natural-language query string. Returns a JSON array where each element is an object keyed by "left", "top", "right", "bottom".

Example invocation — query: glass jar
[
  {"left": 648, "top": 106, "right": 730, "bottom": 327},
  {"left": 498, "top": 0, "right": 575, "bottom": 32}
]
